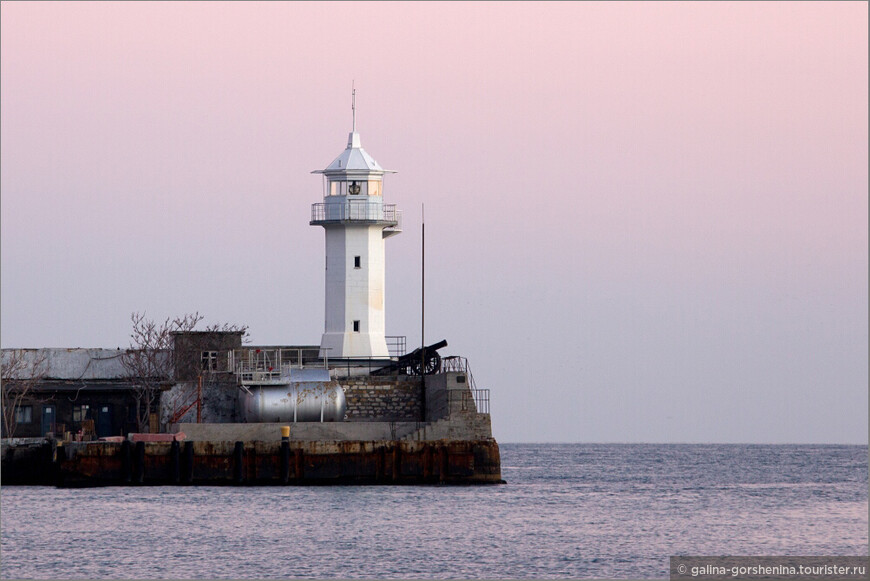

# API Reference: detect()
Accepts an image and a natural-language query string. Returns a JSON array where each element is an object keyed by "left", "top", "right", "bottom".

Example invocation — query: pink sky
[{"left": 2, "top": 2, "right": 867, "bottom": 443}]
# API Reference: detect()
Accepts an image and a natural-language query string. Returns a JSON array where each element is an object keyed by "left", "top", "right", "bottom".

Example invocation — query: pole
[
  {"left": 196, "top": 374, "right": 202, "bottom": 423},
  {"left": 420, "top": 205, "right": 427, "bottom": 420}
]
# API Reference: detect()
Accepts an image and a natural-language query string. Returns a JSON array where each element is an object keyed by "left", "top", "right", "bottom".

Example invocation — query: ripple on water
[{"left": 1, "top": 444, "right": 866, "bottom": 579}]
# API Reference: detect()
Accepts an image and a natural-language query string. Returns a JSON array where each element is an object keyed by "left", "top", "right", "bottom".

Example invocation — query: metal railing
[
  {"left": 429, "top": 356, "right": 491, "bottom": 416},
  {"left": 460, "top": 387, "right": 490, "bottom": 414},
  {"left": 167, "top": 375, "right": 202, "bottom": 424},
  {"left": 384, "top": 210, "right": 403, "bottom": 235},
  {"left": 310, "top": 201, "right": 399, "bottom": 224},
  {"left": 329, "top": 356, "right": 395, "bottom": 377},
  {"left": 441, "top": 356, "right": 476, "bottom": 379},
  {"left": 386, "top": 336, "right": 407, "bottom": 358},
  {"left": 427, "top": 386, "right": 490, "bottom": 418},
  {"left": 233, "top": 347, "right": 323, "bottom": 385}
]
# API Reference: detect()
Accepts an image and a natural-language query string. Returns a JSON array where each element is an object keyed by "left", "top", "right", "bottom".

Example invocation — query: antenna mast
[
  {"left": 421, "top": 203, "right": 426, "bottom": 420},
  {"left": 421, "top": 203, "right": 425, "bottom": 355},
  {"left": 352, "top": 81, "right": 356, "bottom": 132}
]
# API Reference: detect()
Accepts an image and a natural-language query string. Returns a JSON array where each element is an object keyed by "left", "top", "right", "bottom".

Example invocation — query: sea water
[{"left": 1, "top": 444, "right": 866, "bottom": 579}]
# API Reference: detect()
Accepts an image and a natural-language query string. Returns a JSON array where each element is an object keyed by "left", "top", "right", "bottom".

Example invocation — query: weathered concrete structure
[
  {"left": 1, "top": 346, "right": 502, "bottom": 486},
  {"left": 53, "top": 439, "right": 502, "bottom": 486}
]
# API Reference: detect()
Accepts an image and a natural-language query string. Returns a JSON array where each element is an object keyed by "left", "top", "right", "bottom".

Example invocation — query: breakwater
[{"left": 2, "top": 438, "right": 503, "bottom": 487}]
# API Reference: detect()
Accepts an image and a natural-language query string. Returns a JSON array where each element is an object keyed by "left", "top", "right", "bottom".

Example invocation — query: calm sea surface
[{"left": 1, "top": 444, "right": 867, "bottom": 579}]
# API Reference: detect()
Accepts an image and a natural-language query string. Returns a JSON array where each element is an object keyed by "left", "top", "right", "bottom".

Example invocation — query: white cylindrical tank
[{"left": 242, "top": 382, "right": 347, "bottom": 423}]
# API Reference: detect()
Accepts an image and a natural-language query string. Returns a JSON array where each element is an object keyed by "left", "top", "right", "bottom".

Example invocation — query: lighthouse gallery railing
[{"left": 310, "top": 201, "right": 399, "bottom": 224}]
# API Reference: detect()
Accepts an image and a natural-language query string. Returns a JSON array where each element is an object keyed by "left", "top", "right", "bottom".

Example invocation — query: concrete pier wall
[
  {"left": 172, "top": 413, "right": 494, "bottom": 443},
  {"left": 403, "top": 412, "right": 495, "bottom": 442},
  {"left": 52, "top": 439, "right": 503, "bottom": 486},
  {"left": 171, "top": 421, "right": 423, "bottom": 441}
]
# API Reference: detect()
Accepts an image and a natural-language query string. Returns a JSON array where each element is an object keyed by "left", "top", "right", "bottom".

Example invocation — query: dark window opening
[
  {"left": 73, "top": 404, "right": 90, "bottom": 423},
  {"left": 15, "top": 405, "right": 33, "bottom": 424},
  {"left": 354, "top": 256, "right": 361, "bottom": 268},
  {"left": 353, "top": 320, "right": 360, "bottom": 332},
  {"left": 201, "top": 351, "right": 218, "bottom": 371}
]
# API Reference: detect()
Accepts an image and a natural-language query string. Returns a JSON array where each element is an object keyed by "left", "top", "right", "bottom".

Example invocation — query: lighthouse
[{"left": 310, "top": 101, "right": 401, "bottom": 359}]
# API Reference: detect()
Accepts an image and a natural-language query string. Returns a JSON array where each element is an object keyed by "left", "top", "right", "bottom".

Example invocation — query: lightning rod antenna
[{"left": 352, "top": 81, "right": 356, "bottom": 132}]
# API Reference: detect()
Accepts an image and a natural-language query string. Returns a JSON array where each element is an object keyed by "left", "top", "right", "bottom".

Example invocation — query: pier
[{"left": 2, "top": 436, "right": 503, "bottom": 487}]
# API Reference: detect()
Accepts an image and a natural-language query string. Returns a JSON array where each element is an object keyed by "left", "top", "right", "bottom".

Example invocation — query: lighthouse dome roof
[{"left": 313, "top": 132, "right": 396, "bottom": 175}]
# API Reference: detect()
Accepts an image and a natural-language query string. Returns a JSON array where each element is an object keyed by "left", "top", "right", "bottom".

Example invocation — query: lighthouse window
[
  {"left": 354, "top": 256, "right": 361, "bottom": 268},
  {"left": 368, "top": 181, "right": 381, "bottom": 196},
  {"left": 353, "top": 320, "right": 360, "bottom": 332},
  {"left": 328, "top": 181, "right": 369, "bottom": 196}
]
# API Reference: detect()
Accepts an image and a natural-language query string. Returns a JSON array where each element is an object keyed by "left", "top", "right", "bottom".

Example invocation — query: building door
[
  {"left": 96, "top": 405, "right": 113, "bottom": 438},
  {"left": 41, "top": 405, "right": 56, "bottom": 436}
]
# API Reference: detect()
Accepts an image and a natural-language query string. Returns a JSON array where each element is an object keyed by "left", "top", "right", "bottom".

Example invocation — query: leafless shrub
[
  {"left": 204, "top": 321, "right": 250, "bottom": 340},
  {"left": 121, "top": 312, "right": 202, "bottom": 433},
  {"left": 121, "top": 312, "right": 249, "bottom": 432},
  {"left": 1, "top": 349, "right": 49, "bottom": 438}
]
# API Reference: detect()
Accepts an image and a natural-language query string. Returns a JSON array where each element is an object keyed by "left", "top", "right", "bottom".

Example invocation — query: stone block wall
[{"left": 342, "top": 376, "right": 423, "bottom": 422}]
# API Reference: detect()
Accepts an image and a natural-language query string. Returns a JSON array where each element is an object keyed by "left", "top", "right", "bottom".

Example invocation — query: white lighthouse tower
[{"left": 310, "top": 99, "right": 401, "bottom": 359}]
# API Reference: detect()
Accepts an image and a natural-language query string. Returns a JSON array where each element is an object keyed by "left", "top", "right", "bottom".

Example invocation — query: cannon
[{"left": 372, "top": 339, "right": 448, "bottom": 376}]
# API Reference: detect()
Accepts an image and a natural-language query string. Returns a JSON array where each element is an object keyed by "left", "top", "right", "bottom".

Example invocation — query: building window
[
  {"left": 201, "top": 351, "right": 218, "bottom": 371},
  {"left": 15, "top": 406, "right": 33, "bottom": 424},
  {"left": 353, "top": 320, "right": 360, "bottom": 332},
  {"left": 73, "top": 404, "right": 90, "bottom": 422},
  {"left": 354, "top": 256, "right": 361, "bottom": 269}
]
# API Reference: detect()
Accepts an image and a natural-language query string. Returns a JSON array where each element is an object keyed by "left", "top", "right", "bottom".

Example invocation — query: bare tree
[
  {"left": 121, "top": 312, "right": 249, "bottom": 433},
  {"left": 203, "top": 322, "right": 251, "bottom": 339},
  {"left": 121, "top": 312, "right": 203, "bottom": 433},
  {"left": 1, "top": 349, "right": 49, "bottom": 438}
]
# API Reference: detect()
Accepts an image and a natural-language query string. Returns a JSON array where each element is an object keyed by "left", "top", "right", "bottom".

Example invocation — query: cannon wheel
[{"left": 409, "top": 351, "right": 442, "bottom": 376}]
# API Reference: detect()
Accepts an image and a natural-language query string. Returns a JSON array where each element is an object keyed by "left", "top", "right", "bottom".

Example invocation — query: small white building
[{"left": 310, "top": 128, "right": 401, "bottom": 359}]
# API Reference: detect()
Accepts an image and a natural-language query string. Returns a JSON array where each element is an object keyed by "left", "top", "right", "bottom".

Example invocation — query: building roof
[
  {"left": 312, "top": 132, "right": 396, "bottom": 176},
  {"left": 2, "top": 348, "right": 135, "bottom": 380}
]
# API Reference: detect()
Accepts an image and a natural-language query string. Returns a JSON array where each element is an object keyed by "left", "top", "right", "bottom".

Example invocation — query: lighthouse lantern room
[{"left": 310, "top": 98, "right": 401, "bottom": 359}]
